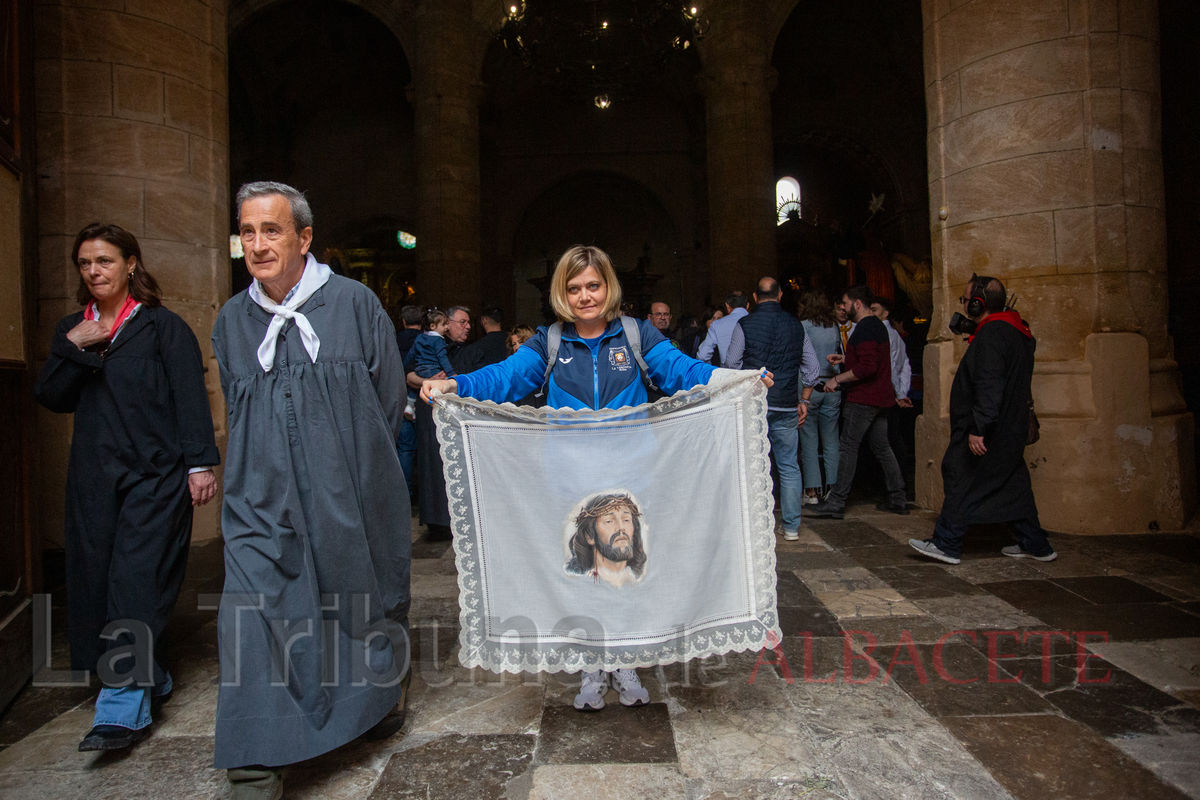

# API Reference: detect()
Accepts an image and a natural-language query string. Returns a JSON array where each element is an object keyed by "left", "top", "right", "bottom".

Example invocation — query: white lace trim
[{"left": 432, "top": 369, "right": 781, "bottom": 674}]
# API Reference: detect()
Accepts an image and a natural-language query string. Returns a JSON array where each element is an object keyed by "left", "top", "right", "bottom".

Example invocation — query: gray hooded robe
[{"left": 211, "top": 271, "right": 411, "bottom": 769}]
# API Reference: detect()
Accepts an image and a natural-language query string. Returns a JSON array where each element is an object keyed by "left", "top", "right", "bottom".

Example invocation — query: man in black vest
[
  {"left": 909, "top": 275, "right": 1056, "bottom": 565},
  {"left": 726, "top": 278, "right": 820, "bottom": 540}
]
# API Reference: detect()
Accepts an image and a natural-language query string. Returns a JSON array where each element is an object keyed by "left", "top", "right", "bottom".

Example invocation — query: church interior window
[{"left": 776, "top": 177, "right": 801, "bottom": 225}]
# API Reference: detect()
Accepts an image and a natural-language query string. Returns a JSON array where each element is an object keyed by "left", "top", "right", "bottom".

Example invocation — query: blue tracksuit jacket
[{"left": 455, "top": 317, "right": 717, "bottom": 410}]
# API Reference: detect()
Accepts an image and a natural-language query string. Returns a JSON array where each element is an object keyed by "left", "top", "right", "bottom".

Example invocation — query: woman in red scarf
[{"left": 35, "top": 224, "right": 219, "bottom": 753}]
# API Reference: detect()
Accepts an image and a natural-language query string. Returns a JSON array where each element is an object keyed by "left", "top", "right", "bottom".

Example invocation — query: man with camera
[{"left": 909, "top": 274, "right": 1056, "bottom": 565}]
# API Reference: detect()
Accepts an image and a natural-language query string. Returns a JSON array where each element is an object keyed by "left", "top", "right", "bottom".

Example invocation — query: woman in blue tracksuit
[{"left": 421, "top": 244, "right": 772, "bottom": 711}]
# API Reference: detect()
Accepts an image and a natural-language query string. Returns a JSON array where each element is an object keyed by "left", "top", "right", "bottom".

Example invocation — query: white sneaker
[
  {"left": 611, "top": 669, "right": 650, "bottom": 707},
  {"left": 573, "top": 670, "right": 608, "bottom": 711},
  {"left": 782, "top": 530, "right": 800, "bottom": 541},
  {"left": 908, "top": 538, "right": 961, "bottom": 565},
  {"left": 1001, "top": 545, "right": 1058, "bottom": 562},
  {"left": 803, "top": 494, "right": 819, "bottom": 506}
]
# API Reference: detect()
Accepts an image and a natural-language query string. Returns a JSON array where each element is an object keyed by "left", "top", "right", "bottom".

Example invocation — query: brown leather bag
[{"left": 1026, "top": 398, "right": 1040, "bottom": 445}]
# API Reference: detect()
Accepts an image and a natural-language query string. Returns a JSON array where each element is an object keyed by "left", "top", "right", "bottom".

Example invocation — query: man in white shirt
[
  {"left": 871, "top": 297, "right": 914, "bottom": 479},
  {"left": 870, "top": 299, "right": 912, "bottom": 405},
  {"left": 697, "top": 291, "right": 750, "bottom": 366}
]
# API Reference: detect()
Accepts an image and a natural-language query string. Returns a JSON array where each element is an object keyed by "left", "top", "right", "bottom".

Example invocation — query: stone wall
[
  {"left": 918, "top": 0, "right": 1195, "bottom": 532},
  {"left": 34, "top": 0, "right": 229, "bottom": 546}
]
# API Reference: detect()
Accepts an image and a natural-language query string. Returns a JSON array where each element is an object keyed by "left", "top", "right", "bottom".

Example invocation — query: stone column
[
  {"left": 34, "top": 0, "right": 230, "bottom": 545},
  {"left": 918, "top": 0, "right": 1194, "bottom": 532},
  {"left": 701, "top": 0, "right": 777, "bottom": 301},
  {"left": 412, "top": 0, "right": 483, "bottom": 312}
]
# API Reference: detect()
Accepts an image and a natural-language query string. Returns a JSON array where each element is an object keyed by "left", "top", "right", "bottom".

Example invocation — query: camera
[{"left": 948, "top": 312, "right": 977, "bottom": 336}]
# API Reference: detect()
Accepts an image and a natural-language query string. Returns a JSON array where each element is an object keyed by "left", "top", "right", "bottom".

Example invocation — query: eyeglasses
[{"left": 958, "top": 296, "right": 970, "bottom": 305}]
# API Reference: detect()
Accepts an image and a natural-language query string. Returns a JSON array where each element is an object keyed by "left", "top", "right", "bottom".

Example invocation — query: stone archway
[
  {"left": 226, "top": 0, "right": 417, "bottom": 301},
  {"left": 229, "top": 0, "right": 416, "bottom": 58},
  {"left": 770, "top": 0, "right": 929, "bottom": 261},
  {"left": 509, "top": 172, "right": 684, "bottom": 326}
]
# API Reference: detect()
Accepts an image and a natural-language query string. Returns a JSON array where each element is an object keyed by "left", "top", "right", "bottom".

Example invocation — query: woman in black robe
[{"left": 34, "top": 223, "right": 219, "bottom": 752}]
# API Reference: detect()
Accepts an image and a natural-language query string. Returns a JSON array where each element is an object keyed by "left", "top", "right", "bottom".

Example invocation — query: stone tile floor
[{"left": 2, "top": 506, "right": 1200, "bottom": 799}]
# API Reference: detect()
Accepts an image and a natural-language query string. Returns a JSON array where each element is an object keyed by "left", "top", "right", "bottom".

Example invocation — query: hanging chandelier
[{"left": 498, "top": 1, "right": 708, "bottom": 107}]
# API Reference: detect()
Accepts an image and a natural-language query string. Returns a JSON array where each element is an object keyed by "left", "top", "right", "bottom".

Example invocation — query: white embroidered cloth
[
  {"left": 433, "top": 370, "right": 781, "bottom": 674},
  {"left": 248, "top": 253, "right": 331, "bottom": 372}
]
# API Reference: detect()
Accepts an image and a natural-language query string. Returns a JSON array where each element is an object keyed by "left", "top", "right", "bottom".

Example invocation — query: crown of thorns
[{"left": 575, "top": 495, "right": 640, "bottom": 525}]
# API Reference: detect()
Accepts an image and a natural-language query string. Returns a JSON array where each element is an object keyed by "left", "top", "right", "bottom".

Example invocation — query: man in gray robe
[{"left": 212, "top": 181, "right": 411, "bottom": 800}]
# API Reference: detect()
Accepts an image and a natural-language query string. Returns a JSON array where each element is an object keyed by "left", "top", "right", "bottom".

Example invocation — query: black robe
[
  {"left": 940, "top": 318, "right": 1038, "bottom": 524},
  {"left": 415, "top": 396, "right": 450, "bottom": 527},
  {"left": 34, "top": 306, "right": 219, "bottom": 675},
  {"left": 411, "top": 340, "right": 472, "bottom": 528}
]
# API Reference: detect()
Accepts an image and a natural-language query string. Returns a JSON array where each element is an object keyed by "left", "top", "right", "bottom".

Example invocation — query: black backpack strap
[
  {"left": 536, "top": 322, "right": 563, "bottom": 398},
  {"left": 619, "top": 315, "right": 657, "bottom": 392}
]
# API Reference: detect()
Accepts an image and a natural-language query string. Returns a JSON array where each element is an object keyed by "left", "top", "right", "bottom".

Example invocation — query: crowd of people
[
  {"left": 35, "top": 179, "right": 1052, "bottom": 800},
  {"left": 396, "top": 280, "right": 924, "bottom": 536},
  {"left": 593, "top": 282, "right": 922, "bottom": 535}
]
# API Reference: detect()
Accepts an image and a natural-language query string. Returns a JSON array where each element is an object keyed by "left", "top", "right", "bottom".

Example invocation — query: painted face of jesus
[{"left": 591, "top": 508, "right": 635, "bottom": 563}]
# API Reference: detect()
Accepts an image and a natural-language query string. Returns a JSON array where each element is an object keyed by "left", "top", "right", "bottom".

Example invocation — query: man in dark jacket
[
  {"left": 396, "top": 304, "right": 423, "bottom": 362},
  {"left": 909, "top": 276, "right": 1055, "bottom": 564},
  {"left": 809, "top": 285, "right": 908, "bottom": 519},
  {"left": 726, "top": 278, "right": 819, "bottom": 540},
  {"left": 457, "top": 306, "right": 510, "bottom": 372}
]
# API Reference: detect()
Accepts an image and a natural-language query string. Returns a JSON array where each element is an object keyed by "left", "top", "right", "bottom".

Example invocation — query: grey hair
[
  {"left": 236, "top": 181, "right": 314, "bottom": 230},
  {"left": 447, "top": 305, "right": 471, "bottom": 320}
]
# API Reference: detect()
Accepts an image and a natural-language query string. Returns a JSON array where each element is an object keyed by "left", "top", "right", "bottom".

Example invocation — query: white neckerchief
[{"left": 248, "top": 254, "right": 332, "bottom": 372}]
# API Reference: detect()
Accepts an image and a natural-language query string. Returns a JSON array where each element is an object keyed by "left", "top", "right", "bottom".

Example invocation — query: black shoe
[
  {"left": 425, "top": 524, "right": 452, "bottom": 541},
  {"left": 806, "top": 502, "right": 844, "bottom": 519},
  {"left": 363, "top": 671, "right": 410, "bottom": 741},
  {"left": 150, "top": 688, "right": 172, "bottom": 715},
  {"left": 875, "top": 501, "right": 910, "bottom": 515},
  {"left": 78, "top": 724, "right": 151, "bottom": 752}
]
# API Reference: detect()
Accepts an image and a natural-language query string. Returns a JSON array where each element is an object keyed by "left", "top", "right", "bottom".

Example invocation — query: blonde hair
[
  {"left": 549, "top": 245, "right": 624, "bottom": 323},
  {"left": 509, "top": 324, "right": 535, "bottom": 353}
]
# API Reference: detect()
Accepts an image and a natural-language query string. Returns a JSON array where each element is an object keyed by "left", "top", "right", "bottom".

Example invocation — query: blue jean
[
  {"left": 767, "top": 410, "right": 804, "bottom": 533},
  {"left": 93, "top": 669, "right": 172, "bottom": 730},
  {"left": 800, "top": 390, "right": 840, "bottom": 489},
  {"left": 931, "top": 513, "right": 1054, "bottom": 560},
  {"left": 397, "top": 416, "right": 416, "bottom": 496}
]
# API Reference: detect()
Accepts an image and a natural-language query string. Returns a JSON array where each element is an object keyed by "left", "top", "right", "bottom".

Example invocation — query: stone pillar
[
  {"left": 701, "top": 0, "right": 777, "bottom": 301},
  {"left": 34, "top": 0, "right": 230, "bottom": 545},
  {"left": 918, "top": 0, "right": 1194, "bottom": 533},
  {"left": 412, "top": 0, "right": 483, "bottom": 312}
]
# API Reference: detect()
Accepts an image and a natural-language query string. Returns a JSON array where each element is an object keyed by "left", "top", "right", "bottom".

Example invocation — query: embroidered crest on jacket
[{"left": 608, "top": 346, "right": 632, "bottom": 370}]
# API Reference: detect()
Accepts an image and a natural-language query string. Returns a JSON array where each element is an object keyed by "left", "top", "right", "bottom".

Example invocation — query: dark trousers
[
  {"left": 887, "top": 405, "right": 910, "bottom": 473},
  {"left": 826, "top": 401, "right": 906, "bottom": 509},
  {"left": 397, "top": 416, "right": 416, "bottom": 498},
  {"left": 931, "top": 513, "right": 1054, "bottom": 559},
  {"left": 415, "top": 397, "right": 451, "bottom": 527}
]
